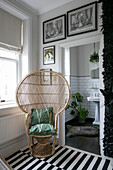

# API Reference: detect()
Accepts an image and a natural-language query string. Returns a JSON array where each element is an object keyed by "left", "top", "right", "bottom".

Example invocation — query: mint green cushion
[
  {"left": 30, "top": 107, "right": 53, "bottom": 126},
  {"left": 29, "top": 123, "right": 56, "bottom": 135}
]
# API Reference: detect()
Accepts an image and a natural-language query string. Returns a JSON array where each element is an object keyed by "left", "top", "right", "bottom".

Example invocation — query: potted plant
[
  {"left": 89, "top": 44, "right": 99, "bottom": 72},
  {"left": 66, "top": 93, "right": 89, "bottom": 123},
  {"left": 89, "top": 52, "right": 99, "bottom": 63},
  {"left": 89, "top": 42, "right": 99, "bottom": 63}
]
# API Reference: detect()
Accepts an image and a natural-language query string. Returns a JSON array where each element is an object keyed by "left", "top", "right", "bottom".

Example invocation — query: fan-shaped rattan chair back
[
  {"left": 16, "top": 70, "right": 70, "bottom": 116},
  {"left": 16, "top": 70, "right": 70, "bottom": 158}
]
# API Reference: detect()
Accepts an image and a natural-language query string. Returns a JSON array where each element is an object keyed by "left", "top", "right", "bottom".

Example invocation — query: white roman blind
[{"left": 0, "top": 9, "right": 22, "bottom": 52}]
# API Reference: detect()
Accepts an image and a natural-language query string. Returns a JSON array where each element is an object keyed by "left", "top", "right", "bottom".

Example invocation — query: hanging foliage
[
  {"left": 89, "top": 51, "right": 99, "bottom": 63},
  {"left": 99, "top": 0, "right": 113, "bottom": 157},
  {"left": 89, "top": 43, "right": 99, "bottom": 63}
]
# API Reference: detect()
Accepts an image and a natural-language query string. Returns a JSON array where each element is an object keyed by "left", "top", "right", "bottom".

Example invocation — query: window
[
  {"left": 0, "top": 7, "right": 31, "bottom": 107},
  {"left": 0, "top": 49, "right": 20, "bottom": 103}
]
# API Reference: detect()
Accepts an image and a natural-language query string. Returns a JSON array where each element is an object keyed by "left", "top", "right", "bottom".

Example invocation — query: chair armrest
[{"left": 55, "top": 114, "right": 58, "bottom": 131}]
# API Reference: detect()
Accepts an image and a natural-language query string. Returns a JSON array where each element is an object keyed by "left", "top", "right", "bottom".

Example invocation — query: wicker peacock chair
[{"left": 16, "top": 70, "right": 70, "bottom": 158}]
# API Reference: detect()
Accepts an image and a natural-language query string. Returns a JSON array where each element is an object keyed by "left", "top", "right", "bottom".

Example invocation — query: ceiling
[{"left": 18, "top": 0, "right": 73, "bottom": 15}]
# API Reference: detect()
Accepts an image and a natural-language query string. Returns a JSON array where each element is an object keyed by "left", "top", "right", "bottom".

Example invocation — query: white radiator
[{"left": 0, "top": 113, "right": 26, "bottom": 145}]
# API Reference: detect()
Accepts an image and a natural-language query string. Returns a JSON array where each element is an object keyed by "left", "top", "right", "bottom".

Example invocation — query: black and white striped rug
[{"left": 5, "top": 145, "right": 112, "bottom": 170}]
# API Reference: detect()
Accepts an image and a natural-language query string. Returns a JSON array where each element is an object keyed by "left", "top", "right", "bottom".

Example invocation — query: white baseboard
[{"left": 0, "top": 134, "right": 28, "bottom": 157}]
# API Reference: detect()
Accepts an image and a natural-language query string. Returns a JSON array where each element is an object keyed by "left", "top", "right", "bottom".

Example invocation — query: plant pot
[
  {"left": 78, "top": 117, "right": 85, "bottom": 124},
  {"left": 90, "top": 62, "right": 99, "bottom": 71}
]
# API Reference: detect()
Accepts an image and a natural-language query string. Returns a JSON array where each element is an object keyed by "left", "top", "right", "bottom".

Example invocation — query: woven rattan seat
[{"left": 16, "top": 70, "right": 70, "bottom": 158}]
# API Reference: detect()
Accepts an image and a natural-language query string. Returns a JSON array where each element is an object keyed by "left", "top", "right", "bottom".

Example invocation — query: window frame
[
  {"left": 0, "top": 1, "right": 32, "bottom": 110},
  {"left": 0, "top": 53, "right": 19, "bottom": 105}
]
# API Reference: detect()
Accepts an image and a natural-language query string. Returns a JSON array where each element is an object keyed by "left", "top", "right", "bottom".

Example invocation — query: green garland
[{"left": 99, "top": 0, "right": 113, "bottom": 157}]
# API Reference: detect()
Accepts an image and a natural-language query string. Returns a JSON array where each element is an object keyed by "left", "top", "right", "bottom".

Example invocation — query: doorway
[
  {"left": 59, "top": 34, "right": 104, "bottom": 156},
  {"left": 66, "top": 42, "right": 100, "bottom": 155}
]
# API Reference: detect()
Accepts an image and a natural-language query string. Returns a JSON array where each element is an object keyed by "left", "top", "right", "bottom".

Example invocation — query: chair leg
[
  {"left": 52, "top": 135, "right": 56, "bottom": 155},
  {"left": 27, "top": 134, "right": 33, "bottom": 155},
  {"left": 32, "top": 137, "right": 34, "bottom": 147},
  {"left": 27, "top": 134, "right": 57, "bottom": 158}
]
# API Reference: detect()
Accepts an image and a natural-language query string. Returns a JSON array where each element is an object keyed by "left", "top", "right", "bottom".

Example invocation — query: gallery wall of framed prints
[{"left": 43, "top": 2, "right": 98, "bottom": 65}]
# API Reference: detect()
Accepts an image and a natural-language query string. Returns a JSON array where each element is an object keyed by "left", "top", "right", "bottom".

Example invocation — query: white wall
[
  {"left": 39, "top": 0, "right": 102, "bottom": 72},
  {"left": 0, "top": 0, "right": 39, "bottom": 156},
  {"left": 38, "top": 0, "right": 102, "bottom": 147},
  {"left": 68, "top": 76, "right": 100, "bottom": 119}
]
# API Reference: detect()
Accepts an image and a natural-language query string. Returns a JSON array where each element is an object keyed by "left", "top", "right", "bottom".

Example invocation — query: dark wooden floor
[{"left": 65, "top": 118, "right": 100, "bottom": 155}]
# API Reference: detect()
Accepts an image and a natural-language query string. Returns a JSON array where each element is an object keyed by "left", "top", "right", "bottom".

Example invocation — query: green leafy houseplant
[
  {"left": 89, "top": 52, "right": 99, "bottom": 63},
  {"left": 67, "top": 93, "right": 89, "bottom": 120}
]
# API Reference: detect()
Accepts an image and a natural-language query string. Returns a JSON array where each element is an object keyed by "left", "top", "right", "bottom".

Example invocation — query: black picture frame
[
  {"left": 43, "top": 46, "right": 55, "bottom": 65},
  {"left": 67, "top": 2, "right": 97, "bottom": 37},
  {"left": 43, "top": 14, "right": 66, "bottom": 44}
]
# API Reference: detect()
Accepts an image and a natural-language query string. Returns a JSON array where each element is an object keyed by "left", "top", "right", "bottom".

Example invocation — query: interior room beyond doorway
[{"left": 65, "top": 42, "right": 100, "bottom": 155}]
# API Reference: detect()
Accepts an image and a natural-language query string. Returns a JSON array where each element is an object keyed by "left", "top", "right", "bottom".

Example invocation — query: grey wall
[
  {"left": 70, "top": 47, "right": 78, "bottom": 76},
  {"left": 70, "top": 42, "right": 99, "bottom": 76}
]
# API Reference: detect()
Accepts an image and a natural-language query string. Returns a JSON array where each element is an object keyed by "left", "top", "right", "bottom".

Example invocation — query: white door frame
[{"left": 58, "top": 34, "right": 104, "bottom": 156}]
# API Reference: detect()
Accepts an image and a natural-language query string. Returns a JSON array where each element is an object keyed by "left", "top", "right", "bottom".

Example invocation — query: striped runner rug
[{"left": 5, "top": 145, "right": 112, "bottom": 170}]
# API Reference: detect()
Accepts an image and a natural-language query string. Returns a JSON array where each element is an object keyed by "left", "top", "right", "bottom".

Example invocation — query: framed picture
[
  {"left": 40, "top": 69, "right": 52, "bottom": 85},
  {"left": 67, "top": 2, "right": 97, "bottom": 37},
  {"left": 43, "top": 46, "right": 55, "bottom": 65},
  {"left": 43, "top": 14, "right": 66, "bottom": 44}
]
